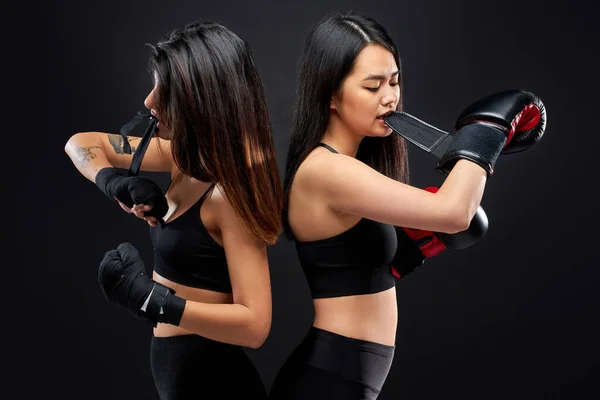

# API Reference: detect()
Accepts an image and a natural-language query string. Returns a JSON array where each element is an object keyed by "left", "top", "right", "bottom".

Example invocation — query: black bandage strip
[
  {"left": 129, "top": 116, "right": 157, "bottom": 177},
  {"left": 118, "top": 112, "right": 158, "bottom": 177},
  {"left": 384, "top": 111, "right": 454, "bottom": 159}
]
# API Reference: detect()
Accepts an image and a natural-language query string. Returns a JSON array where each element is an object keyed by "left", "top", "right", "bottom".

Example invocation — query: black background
[{"left": 11, "top": 0, "right": 599, "bottom": 398}]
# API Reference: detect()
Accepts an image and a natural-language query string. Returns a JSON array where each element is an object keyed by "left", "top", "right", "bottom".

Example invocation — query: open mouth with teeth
[{"left": 377, "top": 111, "right": 393, "bottom": 120}]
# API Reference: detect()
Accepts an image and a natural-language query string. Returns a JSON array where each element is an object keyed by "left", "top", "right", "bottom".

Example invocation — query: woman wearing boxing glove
[
  {"left": 269, "top": 11, "right": 545, "bottom": 400},
  {"left": 65, "top": 20, "right": 283, "bottom": 400}
]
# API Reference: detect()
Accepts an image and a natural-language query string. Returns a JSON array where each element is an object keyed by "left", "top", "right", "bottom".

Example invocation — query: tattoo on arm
[
  {"left": 75, "top": 146, "right": 102, "bottom": 168},
  {"left": 108, "top": 134, "right": 138, "bottom": 154}
]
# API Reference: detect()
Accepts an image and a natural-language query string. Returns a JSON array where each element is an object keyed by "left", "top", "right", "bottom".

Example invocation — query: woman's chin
[
  {"left": 155, "top": 126, "right": 171, "bottom": 140},
  {"left": 368, "top": 123, "right": 393, "bottom": 138}
]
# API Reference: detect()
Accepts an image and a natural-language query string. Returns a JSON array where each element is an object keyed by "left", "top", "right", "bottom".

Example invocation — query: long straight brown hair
[{"left": 148, "top": 20, "right": 283, "bottom": 244}]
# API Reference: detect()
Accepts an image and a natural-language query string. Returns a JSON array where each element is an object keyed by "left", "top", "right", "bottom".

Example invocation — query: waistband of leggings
[
  {"left": 304, "top": 326, "right": 395, "bottom": 392},
  {"left": 150, "top": 334, "right": 239, "bottom": 351},
  {"left": 308, "top": 326, "right": 395, "bottom": 357}
]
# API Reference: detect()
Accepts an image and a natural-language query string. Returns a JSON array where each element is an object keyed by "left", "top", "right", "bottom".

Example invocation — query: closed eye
[{"left": 365, "top": 81, "right": 398, "bottom": 92}]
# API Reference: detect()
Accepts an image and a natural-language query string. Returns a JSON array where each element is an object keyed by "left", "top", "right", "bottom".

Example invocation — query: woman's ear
[{"left": 330, "top": 90, "right": 340, "bottom": 112}]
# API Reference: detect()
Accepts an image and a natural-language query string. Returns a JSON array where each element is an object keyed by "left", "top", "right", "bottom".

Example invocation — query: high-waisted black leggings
[
  {"left": 150, "top": 334, "right": 267, "bottom": 400},
  {"left": 269, "top": 326, "right": 395, "bottom": 400}
]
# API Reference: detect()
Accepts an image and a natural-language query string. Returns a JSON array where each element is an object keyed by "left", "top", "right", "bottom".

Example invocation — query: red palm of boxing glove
[{"left": 391, "top": 187, "right": 489, "bottom": 279}]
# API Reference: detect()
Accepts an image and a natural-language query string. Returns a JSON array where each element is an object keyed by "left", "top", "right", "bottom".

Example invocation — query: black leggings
[
  {"left": 269, "top": 326, "right": 395, "bottom": 400},
  {"left": 150, "top": 334, "right": 267, "bottom": 400}
]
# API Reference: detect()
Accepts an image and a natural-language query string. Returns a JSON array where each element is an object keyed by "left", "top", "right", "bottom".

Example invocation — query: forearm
[
  {"left": 438, "top": 159, "right": 487, "bottom": 228},
  {"left": 178, "top": 301, "right": 270, "bottom": 349},
  {"left": 64, "top": 132, "right": 114, "bottom": 183}
]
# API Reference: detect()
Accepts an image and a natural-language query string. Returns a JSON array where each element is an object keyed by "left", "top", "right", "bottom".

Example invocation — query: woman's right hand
[{"left": 95, "top": 168, "right": 168, "bottom": 223}]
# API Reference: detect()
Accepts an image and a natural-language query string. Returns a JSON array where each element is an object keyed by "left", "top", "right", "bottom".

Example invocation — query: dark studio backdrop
[{"left": 11, "top": 0, "right": 599, "bottom": 398}]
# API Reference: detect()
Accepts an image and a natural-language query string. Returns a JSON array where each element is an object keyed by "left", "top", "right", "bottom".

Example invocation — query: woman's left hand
[{"left": 118, "top": 200, "right": 161, "bottom": 227}]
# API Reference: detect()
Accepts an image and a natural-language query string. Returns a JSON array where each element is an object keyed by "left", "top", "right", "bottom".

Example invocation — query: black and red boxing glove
[
  {"left": 391, "top": 187, "right": 489, "bottom": 279},
  {"left": 437, "top": 90, "right": 547, "bottom": 176}
]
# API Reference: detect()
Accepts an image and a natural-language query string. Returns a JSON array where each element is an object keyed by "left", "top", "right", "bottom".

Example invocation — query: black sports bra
[
  {"left": 150, "top": 183, "right": 232, "bottom": 293},
  {"left": 292, "top": 143, "right": 397, "bottom": 298}
]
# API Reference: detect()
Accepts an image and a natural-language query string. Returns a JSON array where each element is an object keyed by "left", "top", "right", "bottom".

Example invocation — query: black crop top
[
  {"left": 293, "top": 143, "right": 397, "bottom": 299},
  {"left": 150, "top": 183, "right": 232, "bottom": 293}
]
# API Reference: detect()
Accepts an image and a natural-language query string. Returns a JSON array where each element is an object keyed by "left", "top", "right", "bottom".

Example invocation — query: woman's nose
[
  {"left": 144, "top": 88, "right": 155, "bottom": 110},
  {"left": 381, "top": 92, "right": 397, "bottom": 108}
]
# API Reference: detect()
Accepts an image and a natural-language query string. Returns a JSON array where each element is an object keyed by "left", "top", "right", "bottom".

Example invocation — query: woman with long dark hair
[
  {"left": 65, "top": 20, "right": 283, "bottom": 399},
  {"left": 269, "top": 11, "right": 545, "bottom": 400}
]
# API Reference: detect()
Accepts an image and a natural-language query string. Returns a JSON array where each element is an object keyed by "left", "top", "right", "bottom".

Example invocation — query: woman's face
[
  {"left": 144, "top": 79, "right": 170, "bottom": 139},
  {"left": 331, "top": 44, "right": 400, "bottom": 138}
]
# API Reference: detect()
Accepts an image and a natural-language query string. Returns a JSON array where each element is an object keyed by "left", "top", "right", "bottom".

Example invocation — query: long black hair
[
  {"left": 147, "top": 20, "right": 283, "bottom": 244},
  {"left": 283, "top": 12, "right": 410, "bottom": 239}
]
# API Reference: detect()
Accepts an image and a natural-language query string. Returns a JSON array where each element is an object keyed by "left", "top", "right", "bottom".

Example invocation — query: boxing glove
[
  {"left": 437, "top": 90, "right": 547, "bottom": 176},
  {"left": 391, "top": 187, "right": 488, "bottom": 279}
]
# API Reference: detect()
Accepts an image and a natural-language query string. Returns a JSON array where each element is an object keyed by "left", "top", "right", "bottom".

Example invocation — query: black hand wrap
[
  {"left": 95, "top": 111, "right": 167, "bottom": 219},
  {"left": 121, "top": 112, "right": 158, "bottom": 177},
  {"left": 95, "top": 167, "right": 168, "bottom": 219},
  {"left": 98, "top": 242, "right": 185, "bottom": 327}
]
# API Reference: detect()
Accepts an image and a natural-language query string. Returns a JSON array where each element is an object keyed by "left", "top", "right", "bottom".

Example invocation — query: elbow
[
  {"left": 452, "top": 218, "right": 471, "bottom": 234},
  {"left": 444, "top": 207, "right": 472, "bottom": 234},
  {"left": 64, "top": 132, "right": 85, "bottom": 154},
  {"left": 245, "top": 316, "right": 271, "bottom": 349},
  {"left": 246, "top": 335, "right": 267, "bottom": 350},
  {"left": 64, "top": 134, "right": 76, "bottom": 154}
]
